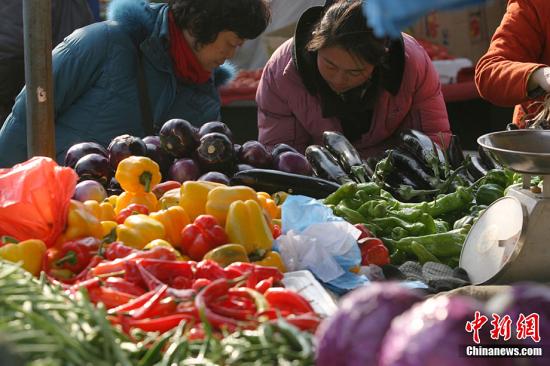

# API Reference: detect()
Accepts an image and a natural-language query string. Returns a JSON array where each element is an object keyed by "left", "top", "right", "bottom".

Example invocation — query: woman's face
[
  {"left": 186, "top": 30, "right": 244, "bottom": 71},
  {"left": 317, "top": 46, "right": 375, "bottom": 94}
]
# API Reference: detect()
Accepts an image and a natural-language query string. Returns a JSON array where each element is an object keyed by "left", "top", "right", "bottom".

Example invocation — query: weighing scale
[{"left": 460, "top": 130, "right": 550, "bottom": 285}]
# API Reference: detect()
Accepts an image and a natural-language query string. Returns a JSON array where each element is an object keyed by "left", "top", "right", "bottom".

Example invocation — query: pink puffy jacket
[{"left": 256, "top": 34, "right": 451, "bottom": 158}]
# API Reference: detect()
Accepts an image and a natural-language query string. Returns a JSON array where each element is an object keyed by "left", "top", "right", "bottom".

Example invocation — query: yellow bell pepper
[
  {"left": 115, "top": 191, "right": 158, "bottom": 214},
  {"left": 116, "top": 214, "right": 165, "bottom": 249},
  {"left": 206, "top": 186, "right": 258, "bottom": 226},
  {"left": 59, "top": 200, "right": 103, "bottom": 243},
  {"left": 257, "top": 192, "right": 279, "bottom": 220},
  {"left": 272, "top": 191, "right": 289, "bottom": 205},
  {"left": 159, "top": 188, "right": 181, "bottom": 209},
  {"left": 253, "top": 250, "right": 286, "bottom": 273},
  {"left": 144, "top": 239, "right": 184, "bottom": 259},
  {"left": 149, "top": 206, "right": 190, "bottom": 248},
  {"left": 0, "top": 238, "right": 47, "bottom": 275},
  {"left": 84, "top": 200, "right": 116, "bottom": 222},
  {"left": 225, "top": 199, "right": 273, "bottom": 254},
  {"left": 106, "top": 195, "right": 118, "bottom": 209},
  {"left": 203, "top": 243, "right": 249, "bottom": 267},
  {"left": 180, "top": 181, "right": 222, "bottom": 221},
  {"left": 115, "top": 156, "right": 161, "bottom": 194},
  {"left": 100, "top": 221, "right": 117, "bottom": 242}
]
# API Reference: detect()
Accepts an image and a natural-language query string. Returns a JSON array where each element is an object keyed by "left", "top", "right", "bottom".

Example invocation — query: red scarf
[{"left": 168, "top": 11, "right": 211, "bottom": 84}]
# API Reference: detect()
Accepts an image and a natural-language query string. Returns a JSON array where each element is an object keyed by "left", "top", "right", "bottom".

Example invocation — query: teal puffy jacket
[{"left": 0, "top": 0, "right": 234, "bottom": 167}]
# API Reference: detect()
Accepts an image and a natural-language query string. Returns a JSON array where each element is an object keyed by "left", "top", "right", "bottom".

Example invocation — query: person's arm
[
  {"left": 475, "top": 0, "right": 548, "bottom": 106},
  {"left": 256, "top": 63, "right": 309, "bottom": 153},
  {"left": 0, "top": 23, "right": 108, "bottom": 167},
  {"left": 406, "top": 41, "right": 452, "bottom": 147}
]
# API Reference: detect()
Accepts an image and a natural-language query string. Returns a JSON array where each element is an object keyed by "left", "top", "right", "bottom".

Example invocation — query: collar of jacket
[{"left": 291, "top": 6, "right": 405, "bottom": 97}]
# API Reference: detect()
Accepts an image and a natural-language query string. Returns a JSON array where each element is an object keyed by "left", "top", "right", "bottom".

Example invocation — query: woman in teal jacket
[{"left": 0, "top": 0, "right": 270, "bottom": 167}]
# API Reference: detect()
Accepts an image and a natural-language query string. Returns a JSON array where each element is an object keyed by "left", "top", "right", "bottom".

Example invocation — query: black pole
[{"left": 23, "top": 0, "right": 55, "bottom": 160}]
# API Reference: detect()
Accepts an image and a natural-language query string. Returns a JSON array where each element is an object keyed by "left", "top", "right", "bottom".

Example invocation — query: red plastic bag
[{"left": 0, "top": 157, "right": 78, "bottom": 247}]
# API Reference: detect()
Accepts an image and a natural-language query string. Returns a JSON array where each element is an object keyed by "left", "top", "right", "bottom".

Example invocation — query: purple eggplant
[
  {"left": 199, "top": 121, "right": 234, "bottom": 142},
  {"left": 271, "top": 143, "right": 298, "bottom": 161},
  {"left": 169, "top": 158, "right": 201, "bottom": 183},
  {"left": 64, "top": 142, "right": 108, "bottom": 168},
  {"left": 198, "top": 171, "right": 230, "bottom": 185},
  {"left": 196, "top": 132, "right": 236, "bottom": 174},
  {"left": 274, "top": 151, "right": 312, "bottom": 176},
  {"left": 233, "top": 144, "right": 242, "bottom": 156},
  {"left": 142, "top": 135, "right": 161, "bottom": 147},
  {"left": 239, "top": 140, "right": 272, "bottom": 168},
  {"left": 107, "top": 176, "right": 123, "bottom": 196},
  {"left": 237, "top": 163, "right": 254, "bottom": 172},
  {"left": 159, "top": 119, "right": 199, "bottom": 158},
  {"left": 74, "top": 153, "right": 112, "bottom": 186},
  {"left": 108, "top": 134, "right": 147, "bottom": 170},
  {"left": 305, "top": 145, "right": 352, "bottom": 184},
  {"left": 146, "top": 143, "right": 172, "bottom": 178}
]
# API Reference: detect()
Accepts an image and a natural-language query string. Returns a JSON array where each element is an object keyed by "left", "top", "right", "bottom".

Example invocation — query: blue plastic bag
[
  {"left": 364, "top": 0, "right": 489, "bottom": 38},
  {"left": 278, "top": 195, "right": 368, "bottom": 294}
]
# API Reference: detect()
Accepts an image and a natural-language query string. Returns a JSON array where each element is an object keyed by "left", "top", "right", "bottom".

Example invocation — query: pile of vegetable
[
  {"left": 0, "top": 260, "right": 315, "bottom": 366},
  {"left": 65, "top": 119, "right": 318, "bottom": 196},
  {"left": 315, "top": 282, "right": 549, "bottom": 366}
]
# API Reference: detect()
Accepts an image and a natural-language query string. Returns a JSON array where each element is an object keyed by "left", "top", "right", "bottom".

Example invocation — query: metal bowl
[{"left": 478, "top": 130, "right": 550, "bottom": 174}]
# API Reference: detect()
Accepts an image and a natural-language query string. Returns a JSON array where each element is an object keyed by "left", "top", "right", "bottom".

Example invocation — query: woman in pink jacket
[{"left": 256, "top": 0, "right": 451, "bottom": 158}]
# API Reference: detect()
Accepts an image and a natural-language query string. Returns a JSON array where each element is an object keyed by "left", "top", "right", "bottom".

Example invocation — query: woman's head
[
  {"left": 307, "top": 0, "right": 388, "bottom": 93},
  {"left": 169, "top": 0, "right": 270, "bottom": 70}
]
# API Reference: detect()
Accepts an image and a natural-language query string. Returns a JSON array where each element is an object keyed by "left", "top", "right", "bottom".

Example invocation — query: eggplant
[
  {"left": 108, "top": 134, "right": 147, "bottom": 170},
  {"left": 390, "top": 149, "right": 441, "bottom": 189},
  {"left": 198, "top": 171, "right": 230, "bottom": 185},
  {"left": 305, "top": 145, "right": 352, "bottom": 184},
  {"left": 199, "top": 121, "right": 234, "bottom": 142},
  {"left": 400, "top": 129, "right": 446, "bottom": 176},
  {"left": 239, "top": 140, "right": 272, "bottom": 168},
  {"left": 73, "top": 180, "right": 107, "bottom": 202},
  {"left": 169, "top": 158, "right": 201, "bottom": 183},
  {"left": 274, "top": 151, "right": 312, "bottom": 176},
  {"left": 75, "top": 153, "right": 112, "bottom": 186},
  {"left": 64, "top": 142, "right": 108, "bottom": 168},
  {"left": 159, "top": 119, "right": 199, "bottom": 158},
  {"left": 322, "top": 131, "right": 369, "bottom": 182},
  {"left": 230, "top": 169, "right": 340, "bottom": 198},
  {"left": 467, "top": 155, "right": 489, "bottom": 181},
  {"left": 196, "top": 132, "right": 236, "bottom": 174},
  {"left": 445, "top": 135, "right": 466, "bottom": 170},
  {"left": 271, "top": 143, "right": 298, "bottom": 160},
  {"left": 107, "top": 176, "right": 123, "bottom": 196},
  {"left": 477, "top": 145, "right": 502, "bottom": 170}
]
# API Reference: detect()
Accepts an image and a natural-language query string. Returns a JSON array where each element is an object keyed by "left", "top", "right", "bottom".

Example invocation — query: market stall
[{"left": 1, "top": 117, "right": 549, "bottom": 365}]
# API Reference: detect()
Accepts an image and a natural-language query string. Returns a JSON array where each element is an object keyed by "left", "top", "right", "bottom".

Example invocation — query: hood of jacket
[
  {"left": 291, "top": 6, "right": 405, "bottom": 97},
  {"left": 106, "top": 0, "right": 234, "bottom": 87}
]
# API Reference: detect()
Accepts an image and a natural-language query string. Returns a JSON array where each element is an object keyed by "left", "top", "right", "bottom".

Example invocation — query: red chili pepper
[
  {"left": 104, "top": 277, "right": 146, "bottom": 297},
  {"left": 283, "top": 313, "right": 321, "bottom": 332},
  {"left": 115, "top": 203, "right": 149, "bottom": 224},
  {"left": 54, "top": 237, "right": 100, "bottom": 274},
  {"left": 195, "top": 279, "right": 255, "bottom": 331},
  {"left": 359, "top": 237, "right": 390, "bottom": 266},
  {"left": 180, "top": 215, "right": 228, "bottom": 260},
  {"left": 107, "top": 289, "right": 157, "bottom": 315},
  {"left": 192, "top": 278, "right": 211, "bottom": 292},
  {"left": 91, "top": 246, "right": 177, "bottom": 277},
  {"left": 88, "top": 286, "right": 137, "bottom": 309},
  {"left": 254, "top": 277, "right": 273, "bottom": 294},
  {"left": 104, "top": 241, "right": 137, "bottom": 261},
  {"left": 187, "top": 325, "right": 206, "bottom": 341},
  {"left": 64, "top": 255, "right": 103, "bottom": 284},
  {"left": 264, "top": 288, "right": 314, "bottom": 315},
  {"left": 137, "top": 259, "right": 194, "bottom": 285},
  {"left": 225, "top": 262, "right": 284, "bottom": 283},
  {"left": 195, "top": 260, "right": 227, "bottom": 281},
  {"left": 130, "top": 284, "right": 168, "bottom": 319},
  {"left": 121, "top": 313, "right": 195, "bottom": 333}
]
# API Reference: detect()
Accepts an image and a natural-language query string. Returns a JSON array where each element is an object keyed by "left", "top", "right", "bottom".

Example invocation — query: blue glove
[{"left": 363, "top": 0, "right": 489, "bottom": 38}]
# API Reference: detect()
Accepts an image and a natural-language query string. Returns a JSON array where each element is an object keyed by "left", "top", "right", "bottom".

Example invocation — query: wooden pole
[{"left": 23, "top": 0, "right": 55, "bottom": 159}]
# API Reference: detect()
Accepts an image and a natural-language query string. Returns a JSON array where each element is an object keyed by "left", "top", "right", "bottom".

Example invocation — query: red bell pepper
[
  {"left": 115, "top": 203, "right": 149, "bottom": 224},
  {"left": 54, "top": 237, "right": 100, "bottom": 273},
  {"left": 180, "top": 215, "right": 228, "bottom": 260},
  {"left": 359, "top": 237, "right": 390, "bottom": 266},
  {"left": 264, "top": 288, "right": 314, "bottom": 315}
]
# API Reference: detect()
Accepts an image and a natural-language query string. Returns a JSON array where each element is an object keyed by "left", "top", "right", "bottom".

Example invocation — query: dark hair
[
  {"left": 169, "top": 0, "right": 270, "bottom": 48},
  {"left": 307, "top": 0, "right": 388, "bottom": 66}
]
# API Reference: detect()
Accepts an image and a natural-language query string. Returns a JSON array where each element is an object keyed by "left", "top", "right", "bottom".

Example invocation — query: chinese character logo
[{"left": 465, "top": 311, "right": 488, "bottom": 344}]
